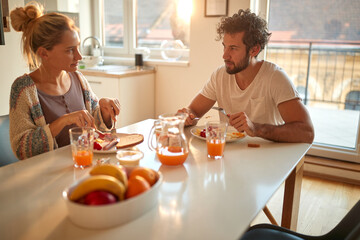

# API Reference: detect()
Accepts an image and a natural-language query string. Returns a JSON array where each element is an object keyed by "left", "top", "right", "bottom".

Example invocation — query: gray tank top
[{"left": 37, "top": 72, "right": 86, "bottom": 147}]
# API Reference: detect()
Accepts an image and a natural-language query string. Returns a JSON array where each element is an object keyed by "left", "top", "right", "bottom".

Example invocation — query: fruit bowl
[{"left": 62, "top": 167, "right": 162, "bottom": 229}]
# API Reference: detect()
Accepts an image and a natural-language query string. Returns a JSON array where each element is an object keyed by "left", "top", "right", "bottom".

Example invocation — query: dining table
[{"left": 0, "top": 119, "right": 310, "bottom": 240}]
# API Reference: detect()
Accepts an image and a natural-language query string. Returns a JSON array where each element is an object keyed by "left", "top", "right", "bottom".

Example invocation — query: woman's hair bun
[{"left": 10, "top": 2, "right": 44, "bottom": 32}]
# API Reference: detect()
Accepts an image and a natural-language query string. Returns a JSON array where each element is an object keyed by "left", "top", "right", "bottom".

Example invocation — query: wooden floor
[{"left": 251, "top": 175, "right": 360, "bottom": 236}]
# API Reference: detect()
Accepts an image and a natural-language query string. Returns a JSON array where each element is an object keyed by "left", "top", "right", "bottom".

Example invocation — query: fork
[{"left": 212, "top": 106, "right": 229, "bottom": 118}]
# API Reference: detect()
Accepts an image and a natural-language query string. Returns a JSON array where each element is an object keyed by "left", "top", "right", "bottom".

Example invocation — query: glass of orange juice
[
  {"left": 69, "top": 127, "right": 94, "bottom": 169},
  {"left": 205, "top": 121, "right": 228, "bottom": 159}
]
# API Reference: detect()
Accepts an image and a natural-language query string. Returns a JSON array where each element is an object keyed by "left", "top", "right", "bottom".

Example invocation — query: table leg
[{"left": 281, "top": 156, "right": 305, "bottom": 230}]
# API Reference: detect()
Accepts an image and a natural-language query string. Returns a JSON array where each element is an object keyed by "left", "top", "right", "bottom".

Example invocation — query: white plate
[
  {"left": 190, "top": 125, "right": 246, "bottom": 143},
  {"left": 93, "top": 147, "right": 117, "bottom": 154},
  {"left": 93, "top": 139, "right": 118, "bottom": 154}
]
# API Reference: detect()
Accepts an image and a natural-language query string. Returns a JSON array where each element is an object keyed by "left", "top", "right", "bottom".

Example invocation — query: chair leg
[{"left": 263, "top": 205, "right": 279, "bottom": 226}]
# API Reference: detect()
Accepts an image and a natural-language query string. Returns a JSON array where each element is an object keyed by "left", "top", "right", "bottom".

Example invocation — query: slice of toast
[{"left": 116, "top": 133, "right": 144, "bottom": 149}]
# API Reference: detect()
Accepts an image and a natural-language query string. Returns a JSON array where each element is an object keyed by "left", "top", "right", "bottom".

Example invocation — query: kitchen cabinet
[{"left": 83, "top": 70, "right": 155, "bottom": 128}]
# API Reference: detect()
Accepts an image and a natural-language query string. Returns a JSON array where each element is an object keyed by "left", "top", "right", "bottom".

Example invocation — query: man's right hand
[{"left": 177, "top": 108, "right": 198, "bottom": 127}]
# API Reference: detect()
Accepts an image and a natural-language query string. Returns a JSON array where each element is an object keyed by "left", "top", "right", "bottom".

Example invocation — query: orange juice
[
  {"left": 157, "top": 146, "right": 188, "bottom": 166},
  {"left": 73, "top": 150, "right": 93, "bottom": 168},
  {"left": 207, "top": 139, "right": 225, "bottom": 159}
]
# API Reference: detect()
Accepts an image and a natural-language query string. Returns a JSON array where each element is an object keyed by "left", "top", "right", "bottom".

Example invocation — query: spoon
[{"left": 211, "top": 106, "right": 229, "bottom": 118}]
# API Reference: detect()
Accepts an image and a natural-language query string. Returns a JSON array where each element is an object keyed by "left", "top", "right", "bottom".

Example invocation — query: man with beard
[{"left": 177, "top": 9, "right": 314, "bottom": 143}]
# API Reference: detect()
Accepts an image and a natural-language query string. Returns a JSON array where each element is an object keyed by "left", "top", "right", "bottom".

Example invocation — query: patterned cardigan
[{"left": 9, "top": 71, "right": 109, "bottom": 160}]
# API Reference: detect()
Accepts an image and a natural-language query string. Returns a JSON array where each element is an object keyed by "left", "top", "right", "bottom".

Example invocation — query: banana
[
  {"left": 69, "top": 175, "right": 126, "bottom": 202},
  {"left": 89, "top": 164, "right": 128, "bottom": 189}
]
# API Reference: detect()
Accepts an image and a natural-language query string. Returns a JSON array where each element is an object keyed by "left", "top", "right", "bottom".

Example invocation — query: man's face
[{"left": 222, "top": 32, "right": 250, "bottom": 74}]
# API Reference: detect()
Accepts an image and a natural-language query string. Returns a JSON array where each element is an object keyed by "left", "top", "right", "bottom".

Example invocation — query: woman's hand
[
  {"left": 49, "top": 110, "right": 95, "bottom": 137},
  {"left": 99, "top": 98, "right": 121, "bottom": 128}
]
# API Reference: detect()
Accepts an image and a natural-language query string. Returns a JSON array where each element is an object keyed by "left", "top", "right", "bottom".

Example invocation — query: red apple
[{"left": 84, "top": 190, "right": 117, "bottom": 205}]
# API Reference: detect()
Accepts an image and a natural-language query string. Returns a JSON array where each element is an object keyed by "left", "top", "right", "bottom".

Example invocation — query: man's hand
[
  {"left": 177, "top": 108, "right": 198, "bottom": 126},
  {"left": 228, "top": 112, "right": 256, "bottom": 137}
]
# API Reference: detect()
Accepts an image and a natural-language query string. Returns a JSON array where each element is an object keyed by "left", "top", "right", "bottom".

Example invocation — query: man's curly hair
[{"left": 216, "top": 9, "right": 271, "bottom": 54}]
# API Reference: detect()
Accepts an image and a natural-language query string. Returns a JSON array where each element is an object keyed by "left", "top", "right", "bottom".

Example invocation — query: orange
[
  {"left": 125, "top": 176, "right": 151, "bottom": 199},
  {"left": 129, "top": 167, "right": 158, "bottom": 186}
]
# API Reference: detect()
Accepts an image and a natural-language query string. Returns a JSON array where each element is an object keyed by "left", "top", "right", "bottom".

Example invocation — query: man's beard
[{"left": 225, "top": 51, "right": 250, "bottom": 74}]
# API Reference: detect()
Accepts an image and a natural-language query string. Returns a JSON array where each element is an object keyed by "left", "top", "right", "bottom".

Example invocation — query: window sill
[{"left": 103, "top": 56, "right": 189, "bottom": 68}]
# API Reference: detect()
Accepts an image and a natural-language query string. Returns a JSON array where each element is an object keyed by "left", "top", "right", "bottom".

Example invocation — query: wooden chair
[
  {"left": 240, "top": 199, "right": 360, "bottom": 240},
  {"left": 0, "top": 114, "right": 19, "bottom": 167}
]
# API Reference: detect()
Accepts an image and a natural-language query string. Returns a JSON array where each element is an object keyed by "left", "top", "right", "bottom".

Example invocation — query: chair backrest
[
  {"left": 0, "top": 115, "right": 19, "bottom": 167},
  {"left": 325, "top": 199, "right": 360, "bottom": 240}
]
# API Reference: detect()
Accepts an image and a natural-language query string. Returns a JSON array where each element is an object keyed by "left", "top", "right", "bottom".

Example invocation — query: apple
[{"left": 84, "top": 190, "right": 117, "bottom": 205}]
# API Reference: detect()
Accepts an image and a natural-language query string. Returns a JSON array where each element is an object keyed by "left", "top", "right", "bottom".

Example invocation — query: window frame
[{"left": 94, "top": 0, "right": 189, "bottom": 61}]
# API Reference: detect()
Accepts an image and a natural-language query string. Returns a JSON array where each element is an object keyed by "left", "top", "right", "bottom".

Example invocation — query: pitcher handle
[{"left": 148, "top": 121, "right": 159, "bottom": 151}]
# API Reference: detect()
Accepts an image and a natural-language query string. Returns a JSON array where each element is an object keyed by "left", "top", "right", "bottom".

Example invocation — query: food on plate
[
  {"left": 94, "top": 141, "right": 102, "bottom": 150},
  {"left": 90, "top": 164, "right": 128, "bottom": 189},
  {"left": 103, "top": 138, "right": 119, "bottom": 151},
  {"left": 129, "top": 167, "right": 158, "bottom": 186},
  {"left": 116, "top": 134, "right": 144, "bottom": 149},
  {"left": 93, "top": 133, "right": 144, "bottom": 151},
  {"left": 83, "top": 190, "right": 118, "bottom": 206},
  {"left": 69, "top": 175, "right": 126, "bottom": 202},
  {"left": 199, "top": 128, "right": 206, "bottom": 138},
  {"left": 248, "top": 143, "right": 260, "bottom": 148},
  {"left": 194, "top": 127, "right": 245, "bottom": 140},
  {"left": 125, "top": 175, "right": 151, "bottom": 199}
]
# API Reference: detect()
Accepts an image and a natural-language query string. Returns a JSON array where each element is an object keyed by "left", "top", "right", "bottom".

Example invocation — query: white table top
[{"left": 0, "top": 119, "right": 310, "bottom": 240}]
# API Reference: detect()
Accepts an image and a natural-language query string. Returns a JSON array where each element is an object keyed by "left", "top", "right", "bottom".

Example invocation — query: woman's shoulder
[{"left": 11, "top": 74, "right": 36, "bottom": 93}]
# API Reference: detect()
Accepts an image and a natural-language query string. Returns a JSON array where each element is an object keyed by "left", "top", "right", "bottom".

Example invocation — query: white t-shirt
[{"left": 200, "top": 61, "right": 300, "bottom": 125}]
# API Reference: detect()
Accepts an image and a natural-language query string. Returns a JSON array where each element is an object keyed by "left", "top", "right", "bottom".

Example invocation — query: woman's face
[{"left": 45, "top": 29, "right": 82, "bottom": 72}]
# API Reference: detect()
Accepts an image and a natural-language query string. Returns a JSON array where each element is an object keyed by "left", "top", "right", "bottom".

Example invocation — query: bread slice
[{"left": 116, "top": 133, "right": 144, "bottom": 149}]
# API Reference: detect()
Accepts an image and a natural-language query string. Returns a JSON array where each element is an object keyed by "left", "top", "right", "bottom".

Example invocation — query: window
[
  {"left": 100, "top": 0, "right": 192, "bottom": 60},
  {"left": 263, "top": 0, "right": 360, "bottom": 162}
]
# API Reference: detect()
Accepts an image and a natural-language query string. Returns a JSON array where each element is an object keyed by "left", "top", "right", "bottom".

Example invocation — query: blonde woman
[{"left": 9, "top": 2, "right": 120, "bottom": 160}]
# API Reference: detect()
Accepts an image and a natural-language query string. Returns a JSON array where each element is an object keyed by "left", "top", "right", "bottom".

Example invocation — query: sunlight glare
[{"left": 177, "top": 0, "right": 192, "bottom": 24}]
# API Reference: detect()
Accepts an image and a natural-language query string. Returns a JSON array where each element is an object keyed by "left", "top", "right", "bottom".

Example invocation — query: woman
[{"left": 9, "top": 2, "right": 120, "bottom": 160}]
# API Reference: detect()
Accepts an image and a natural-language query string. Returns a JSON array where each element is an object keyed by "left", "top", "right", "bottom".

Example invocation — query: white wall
[
  {"left": 0, "top": 0, "right": 250, "bottom": 117},
  {"left": 0, "top": 0, "right": 29, "bottom": 116},
  {"left": 154, "top": 0, "right": 249, "bottom": 117}
]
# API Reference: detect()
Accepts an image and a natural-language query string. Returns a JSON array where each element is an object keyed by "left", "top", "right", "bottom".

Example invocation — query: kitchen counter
[
  {"left": 79, "top": 65, "right": 155, "bottom": 78},
  {"left": 81, "top": 65, "right": 156, "bottom": 128}
]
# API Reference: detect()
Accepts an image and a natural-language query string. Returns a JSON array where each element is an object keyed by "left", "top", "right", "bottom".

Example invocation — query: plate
[
  {"left": 190, "top": 126, "right": 246, "bottom": 142},
  {"left": 93, "top": 147, "right": 117, "bottom": 154},
  {"left": 93, "top": 138, "right": 118, "bottom": 154},
  {"left": 93, "top": 133, "right": 144, "bottom": 154}
]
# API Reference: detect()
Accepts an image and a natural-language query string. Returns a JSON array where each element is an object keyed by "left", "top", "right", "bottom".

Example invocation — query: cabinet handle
[{"left": 88, "top": 80, "right": 102, "bottom": 84}]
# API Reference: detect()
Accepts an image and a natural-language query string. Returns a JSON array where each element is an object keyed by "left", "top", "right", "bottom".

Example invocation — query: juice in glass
[
  {"left": 205, "top": 121, "right": 227, "bottom": 159},
  {"left": 207, "top": 139, "right": 225, "bottom": 159},
  {"left": 73, "top": 150, "right": 93, "bottom": 168},
  {"left": 69, "top": 127, "right": 94, "bottom": 169},
  {"left": 157, "top": 146, "right": 188, "bottom": 166}
]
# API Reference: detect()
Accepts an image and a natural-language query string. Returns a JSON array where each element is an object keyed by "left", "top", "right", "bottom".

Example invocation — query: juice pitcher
[{"left": 148, "top": 113, "right": 189, "bottom": 166}]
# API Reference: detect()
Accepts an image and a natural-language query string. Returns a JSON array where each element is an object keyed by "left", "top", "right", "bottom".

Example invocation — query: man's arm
[
  {"left": 229, "top": 99, "right": 315, "bottom": 143},
  {"left": 177, "top": 94, "right": 215, "bottom": 126}
]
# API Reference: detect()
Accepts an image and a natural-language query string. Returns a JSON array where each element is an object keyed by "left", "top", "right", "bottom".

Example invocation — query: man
[{"left": 178, "top": 9, "right": 314, "bottom": 143}]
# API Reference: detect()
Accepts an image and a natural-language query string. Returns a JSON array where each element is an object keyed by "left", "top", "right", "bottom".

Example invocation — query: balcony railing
[{"left": 266, "top": 40, "right": 360, "bottom": 110}]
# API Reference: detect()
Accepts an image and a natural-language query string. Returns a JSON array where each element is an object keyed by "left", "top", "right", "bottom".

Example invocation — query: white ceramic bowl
[
  {"left": 82, "top": 56, "right": 103, "bottom": 68},
  {"left": 116, "top": 149, "right": 144, "bottom": 166},
  {"left": 62, "top": 170, "right": 162, "bottom": 229}
]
